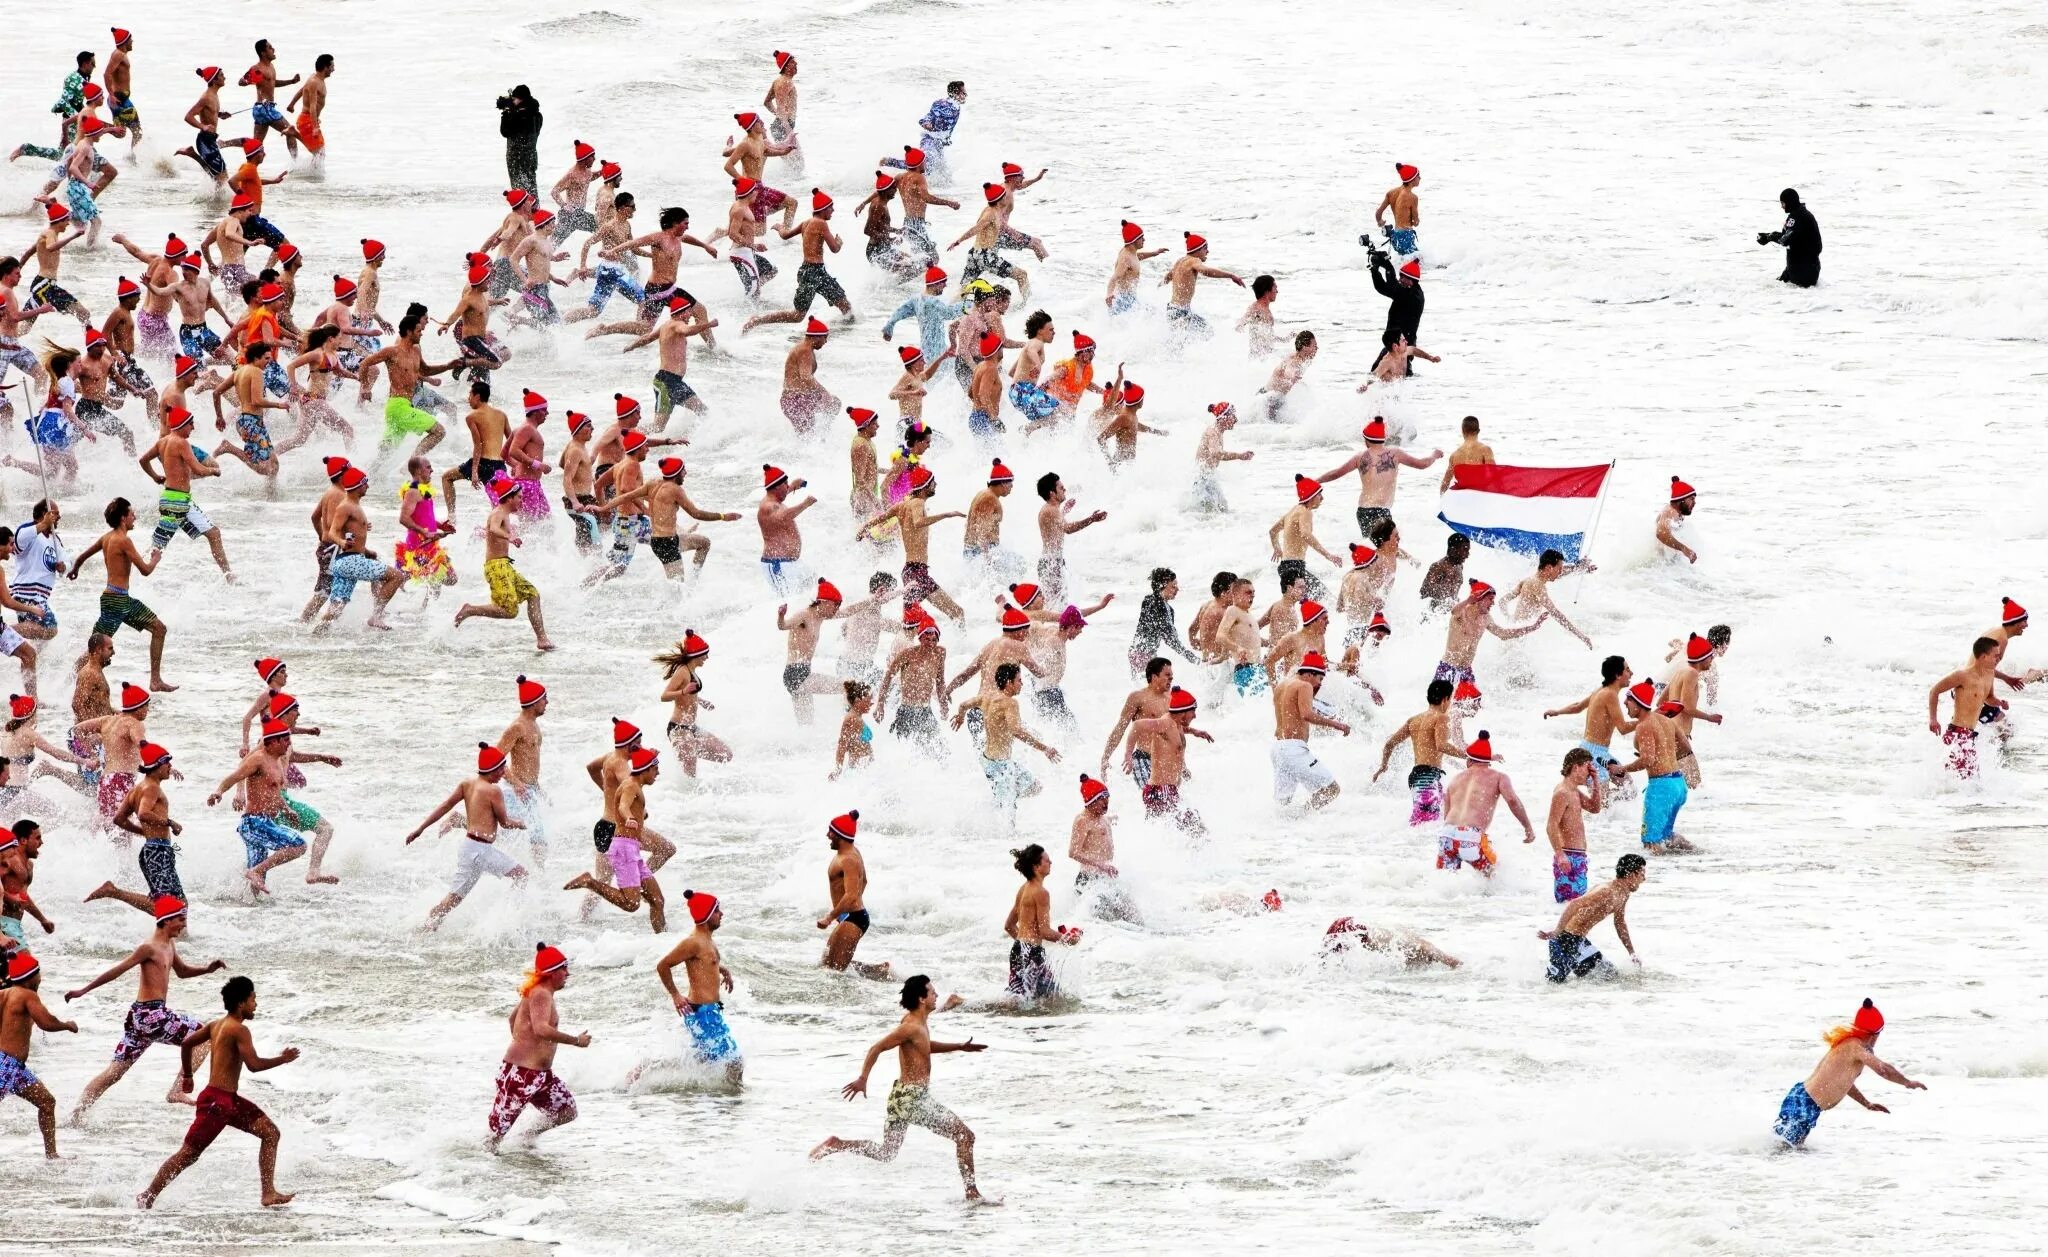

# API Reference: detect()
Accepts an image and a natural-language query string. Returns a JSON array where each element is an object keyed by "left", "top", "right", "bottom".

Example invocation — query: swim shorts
[
  {"left": 1436, "top": 825, "right": 1496, "bottom": 873},
  {"left": 1165, "top": 304, "right": 1211, "bottom": 337},
  {"left": 182, "top": 1085, "right": 267, "bottom": 1151},
  {"left": 97, "top": 771, "right": 137, "bottom": 822},
  {"left": 779, "top": 388, "right": 829, "bottom": 434},
  {"left": 1141, "top": 782, "right": 1202, "bottom": 833},
  {"left": 792, "top": 262, "right": 846, "bottom": 315},
  {"left": 113, "top": 999, "right": 204, "bottom": 1064},
  {"left": 1407, "top": 764, "right": 1445, "bottom": 826},
  {"left": 0, "top": 1051, "right": 34, "bottom": 1097},
  {"left": 140, "top": 837, "right": 185, "bottom": 899},
  {"left": 963, "top": 246, "right": 1014, "bottom": 281},
  {"left": 250, "top": 101, "right": 286, "bottom": 128},
  {"left": 653, "top": 369, "right": 696, "bottom": 416},
  {"left": 485, "top": 557, "right": 537, "bottom": 611},
  {"left": 1942, "top": 725, "right": 1978, "bottom": 780},
  {"left": 1554, "top": 849, "right": 1589, "bottom": 903},
  {"left": 901, "top": 561, "right": 937, "bottom": 605},
  {"left": 488, "top": 1060, "right": 575, "bottom": 1140},
  {"left": 383, "top": 396, "right": 438, "bottom": 442},
  {"left": 781, "top": 663, "right": 811, "bottom": 694},
  {"left": 1232, "top": 662, "right": 1270, "bottom": 696},
  {"left": 237, "top": 812, "right": 306, "bottom": 868},
  {"left": 152, "top": 489, "right": 213, "bottom": 548},
  {"left": 236, "top": 411, "right": 274, "bottom": 465},
  {"left": 178, "top": 321, "right": 222, "bottom": 359},
  {"left": 1773, "top": 1081, "right": 1823, "bottom": 1147},
  {"left": 193, "top": 130, "right": 226, "bottom": 178},
  {"left": 93, "top": 588, "right": 157, "bottom": 636},
  {"left": 1006, "top": 940, "right": 1058, "bottom": 1001},
  {"left": 591, "top": 817, "right": 614, "bottom": 855},
  {"left": 1270, "top": 738, "right": 1336, "bottom": 802},
  {"left": 28, "top": 277, "right": 78, "bottom": 315},
  {"left": 681, "top": 1002, "right": 742, "bottom": 1065},
  {"left": 1545, "top": 930, "right": 1607, "bottom": 983},
  {"left": 649, "top": 536, "right": 683, "bottom": 566},
  {"left": 1576, "top": 740, "right": 1619, "bottom": 784},
  {"left": 450, "top": 836, "right": 520, "bottom": 896},
  {"left": 885, "top": 1081, "right": 961, "bottom": 1132},
  {"left": 455, "top": 456, "right": 506, "bottom": 486},
  {"left": 327, "top": 552, "right": 391, "bottom": 603},
  {"left": 983, "top": 756, "right": 1036, "bottom": 810},
  {"left": 586, "top": 261, "right": 643, "bottom": 311},
  {"left": 112, "top": 93, "right": 141, "bottom": 130},
  {"left": 606, "top": 835, "right": 650, "bottom": 889},
  {"left": 1432, "top": 660, "right": 1477, "bottom": 687},
  {"left": 1009, "top": 379, "right": 1058, "bottom": 422},
  {"left": 294, "top": 110, "right": 324, "bottom": 153},
  {"left": 1641, "top": 772, "right": 1688, "bottom": 846}
]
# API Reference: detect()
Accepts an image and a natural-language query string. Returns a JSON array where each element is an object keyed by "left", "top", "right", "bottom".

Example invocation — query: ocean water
[{"left": 3, "top": 1, "right": 2046, "bottom": 1253}]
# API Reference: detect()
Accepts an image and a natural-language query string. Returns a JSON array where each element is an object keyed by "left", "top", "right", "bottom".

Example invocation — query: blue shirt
[
  {"left": 882, "top": 296, "right": 965, "bottom": 365},
  {"left": 918, "top": 97, "right": 962, "bottom": 149}
]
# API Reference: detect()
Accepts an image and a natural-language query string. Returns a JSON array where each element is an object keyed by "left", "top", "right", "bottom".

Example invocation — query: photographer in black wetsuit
[
  {"left": 496, "top": 85, "right": 543, "bottom": 197},
  {"left": 1367, "top": 249, "right": 1425, "bottom": 376},
  {"left": 1758, "top": 188, "right": 1821, "bottom": 288}
]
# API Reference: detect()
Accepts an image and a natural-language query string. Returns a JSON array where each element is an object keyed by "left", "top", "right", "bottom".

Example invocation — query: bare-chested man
[
  {"left": 818, "top": 810, "right": 889, "bottom": 978},
  {"left": 136, "top": 974, "right": 298, "bottom": 1208},
  {"left": 1663, "top": 633, "right": 1726, "bottom": 785},
  {"left": 1374, "top": 162, "right": 1423, "bottom": 257},
  {"left": 811, "top": 974, "right": 988, "bottom": 1202},
  {"left": 1106, "top": 219, "right": 1166, "bottom": 314},
  {"left": 877, "top": 613, "right": 948, "bottom": 753},
  {"left": 1614, "top": 682, "right": 1695, "bottom": 852},
  {"left": 949, "top": 184, "right": 1030, "bottom": 299},
  {"left": 1034, "top": 473, "right": 1106, "bottom": 601},
  {"left": 1434, "top": 731, "right": 1533, "bottom": 875},
  {"left": 67, "top": 497, "right": 174, "bottom": 691},
  {"left": 0, "top": 949, "right": 79, "bottom": 1157},
  {"left": 208, "top": 721, "right": 341, "bottom": 889},
  {"left": 487, "top": 942, "right": 589, "bottom": 1151},
  {"left": 1271, "top": 652, "right": 1349, "bottom": 808},
  {"left": 1375, "top": 679, "right": 1465, "bottom": 828},
  {"left": 624, "top": 293, "right": 718, "bottom": 428},
  {"left": 1540, "top": 854, "right": 1645, "bottom": 983},
  {"left": 565, "top": 740, "right": 668, "bottom": 930},
  {"left": 891, "top": 149, "right": 957, "bottom": 270},
  {"left": 779, "top": 579, "right": 852, "bottom": 723},
  {"left": 1655, "top": 476, "right": 1698, "bottom": 564},
  {"left": 1317, "top": 417, "right": 1441, "bottom": 540},
  {"left": 1437, "top": 579, "right": 1545, "bottom": 691},
  {"left": 757, "top": 462, "right": 816, "bottom": 599},
  {"left": 1160, "top": 232, "right": 1244, "bottom": 338},
  {"left": 404, "top": 743, "right": 530, "bottom": 930},
  {"left": 138, "top": 406, "right": 232, "bottom": 578},
  {"left": 1439, "top": 414, "right": 1495, "bottom": 492},
  {"left": 283, "top": 53, "right": 333, "bottom": 169},
  {"left": 315, "top": 469, "right": 405, "bottom": 631},
  {"left": 1270, "top": 476, "right": 1342, "bottom": 602},
  {"left": 655, "top": 888, "right": 742, "bottom": 1085},
  {"left": 861, "top": 465, "right": 967, "bottom": 622},
  {"left": 1928, "top": 636, "right": 2002, "bottom": 781},
  {"left": 1069, "top": 773, "right": 1137, "bottom": 922},
  {"left": 607, "top": 454, "right": 739, "bottom": 583},
  {"left": 745, "top": 188, "right": 853, "bottom": 333},
  {"left": 722, "top": 113, "right": 799, "bottom": 231},
  {"left": 1123, "top": 687, "right": 1211, "bottom": 835},
  {"left": 1003, "top": 842, "right": 1078, "bottom": 1002},
  {"left": 65, "top": 895, "right": 225, "bottom": 1118},
  {"left": 439, "top": 379, "right": 510, "bottom": 524},
  {"left": 1771, "top": 999, "right": 1927, "bottom": 1148},
  {"left": 1507, "top": 548, "right": 1593, "bottom": 648},
  {"left": 1543, "top": 655, "right": 1637, "bottom": 796},
  {"left": 955, "top": 662, "right": 1059, "bottom": 820},
  {"left": 1547, "top": 748, "right": 1601, "bottom": 903}
]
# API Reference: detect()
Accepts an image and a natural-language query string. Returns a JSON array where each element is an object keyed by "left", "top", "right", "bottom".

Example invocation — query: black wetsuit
[
  {"left": 1764, "top": 205, "right": 1822, "bottom": 288},
  {"left": 1369, "top": 254, "right": 1425, "bottom": 373},
  {"left": 499, "top": 92, "right": 543, "bottom": 197}
]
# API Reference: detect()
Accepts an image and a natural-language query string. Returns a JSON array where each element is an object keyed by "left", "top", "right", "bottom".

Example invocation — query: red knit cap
[
  {"left": 1000, "top": 607, "right": 1031, "bottom": 633},
  {"left": 120, "top": 683, "right": 151, "bottom": 713},
  {"left": 534, "top": 942, "right": 569, "bottom": 975},
  {"left": 1168, "top": 688, "right": 1198, "bottom": 714},
  {"left": 153, "top": 895, "right": 187, "bottom": 924},
  {"left": 816, "top": 578, "right": 843, "bottom": 604},
  {"left": 517, "top": 675, "right": 547, "bottom": 708},
  {"left": 829, "top": 810, "right": 859, "bottom": 840},
  {"left": 1685, "top": 633, "right": 1714, "bottom": 664},
  {"left": 612, "top": 717, "right": 642, "bottom": 749},
  {"left": 1465, "top": 731, "right": 1494, "bottom": 764},
  {"left": 629, "top": 747, "right": 660, "bottom": 775},
  {"left": 1298, "top": 652, "right": 1328, "bottom": 675},
  {"left": 1295, "top": 475, "right": 1322, "bottom": 505},
  {"left": 1350, "top": 543, "right": 1378, "bottom": 569},
  {"left": 1298, "top": 600, "right": 1327, "bottom": 627},
  {"left": 478, "top": 742, "right": 508, "bottom": 774},
  {"left": 1120, "top": 220, "right": 1144, "bottom": 246},
  {"left": 1008, "top": 582, "right": 1042, "bottom": 608},
  {"left": 683, "top": 889, "right": 720, "bottom": 923},
  {"left": 1080, "top": 774, "right": 1109, "bottom": 806}
]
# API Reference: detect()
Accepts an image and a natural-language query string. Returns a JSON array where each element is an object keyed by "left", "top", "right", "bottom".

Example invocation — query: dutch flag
[{"left": 1438, "top": 463, "right": 1613, "bottom": 563}]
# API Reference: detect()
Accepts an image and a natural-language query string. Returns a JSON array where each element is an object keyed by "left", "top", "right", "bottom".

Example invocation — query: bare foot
[
  {"left": 966, "top": 1189, "right": 1002, "bottom": 1205},
  {"left": 136, "top": 1190, "right": 156, "bottom": 1209},
  {"left": 305, "top": 872, "right": 340, "bottom": 885},
  {"left": 151, "top": 678, "right": 180, "bottom": 693},
  {"left": 222, "top": 570, "right": 239, "bottom": 585},
  {"left": 84, "top": 881, "right": 119, "bottom": 903},
  {"left": 166, "top": 1086, "right": 195, "bottom": 1105},
  {"left": 261, "top": 1189, "right": 295, "bottom": 1207},
  {"left": 940, "top": 993, "right": 964, "bottom": 1012},
  {"left": 536, "top": 638, "right": 557, "bottom": 652},
  {"left": 563, "top": 873, "right": 594, "bottom": 892},
  {"left": 453, "top": 606, "right": 474, "bottom": 627},
  {"left": 365, "top": 617, "right": 392, "bottom": 631},
  {"left": 245, "top": 870, "right": 271, "bottom": 896},
  {"left": 808, "top": 1136, "right": 845, "bottom": 1159}
]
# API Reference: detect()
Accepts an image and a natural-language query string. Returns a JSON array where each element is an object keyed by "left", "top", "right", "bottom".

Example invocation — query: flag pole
[{"left": 1572, "top": 460, "right": 1617, "bottom": 605}]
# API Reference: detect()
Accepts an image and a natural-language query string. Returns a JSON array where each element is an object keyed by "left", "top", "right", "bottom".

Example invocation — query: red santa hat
[
  {"left": 229, "top": 190, "right": 257, "bottom": 214},
  {"left": 600, "top": 161, "right": 623, "bottom": 181},
  {"left": 816, "top": 578, "right": 843, "bottom": 604},
  {"left": 774, "top": 50, "right": 795, "bottom": 70},
  {"left": 116, "top": 275, "right": 142, "bottom": 300},
  {"left": 530, "top": 208, "right": 555, "bottom": 230},
  {"left": 1396, "top": 162, "right": 1420, "bottom": 182},
  {"left": 573, "top": 139, "right": 596, "bottom": 163},
  {"left": 165, "top": 405, "right": 194, "bottom": 431},
  {"left": 976, "top": 331, "right": 1003, "bottom": 359},
  {"left": 620, "top": 430, "right": 648, "bottom": 456},
  {"left": 517, "top": 675, "right": 547, "bottom": 708},
  {"left": 6, "top": 951, "right": 41, "bottom": 983},
  {"left": 339, "top": 467, "right": 369, "bottom": 492},
  {"left": 179, "top": 252, "right": 203, "bottom": 271},
  {"left": 521, "top": 389, "right": 547, "bottom": 414},
  {"left": 901, "top": 146, "right": 925, "bottom": 169},
  {"left": 1625, "top": 680, "right": 1657, "bottom": 710},
  {"left": 2002, "top": 596, "right": 2028, "bottom": 626},
  {"left": 275, "top": 242, "right": 301, "bottom": 266},
  {"left": 806, "top": 316, "right": 830, "bottom": 337},
  {"left": 150, "top": 892, "right": 187, "bottom": 923},
  {"left": 988, "top": 460, "right": 1014, "bottom": 485},
  {"left": 1465, "top": 731, "right": 1495, "bottom": 764},
  {"left": 1120, "top": 220, "right": 1145, "bottom": 246},
  {"left": 897, "top": 345, "right": 924, "bottom": 367},
  {"left": 1685, "top": 633, "right": 1714, "bottom": 664},
  {"left": 1168, "top": 688, "right": 1199, "bottom": 714},
  {"left": 1669, "top": 476, "right": 1696, "bottom": 502},
  {"left": 1072, "top": 330, "right": 1096, "bottom": 352},
  {"left": 261, "top": 718, "right": 292, "bottom": 741},
  {"left": 7, "top": 695, "right": 34, "bottom": 720},
  {"left": 811, "top": 187, "right": 834, "bottom": 213},
  {"left": 478, "top": 742, "right": 509, "bottom": 775},
  {"left": 84, "top": 327, "right": 108, "bottom": 349},
  {"left": 196, "top": 66, "right": 225, "bottom": 84},
  {"left": 45, "top": 201, "right": 70, "bottom": 225},
  {"left": 1080, "top": 774, "right": 1109, "bottom": 806},
  {"left": 658, "top": 457, "right": 686, "bottom": 482},
  {"left": 467, "top": 262, "right": 491, "bottom": 287},
  {"left": 1468, "top": 579, "right": 1496, "bottom": 600},
  {"left": 322, "top": 455, "right": 352, "bottom": 482},
  {"left": 982, "top": 182, "right": 1006, "bottom": 205},
  {"left": 613, "top": 393, "right": 641, "bottom": 421},
  {"left": 504, "top": 188, "right": 535, "bottom": 210},
  {"left": 173, "top": 355, "right": 200, "bottom": 380},
  {"left": 733, "top": 177, "right": 759, "bottom": 198},
  {"left": 909, "top": 466, "right": 936, "bottom": 493},
  {"left": 923, "top": 264, "right": 946, "bottom": 287},
  {"left": 847, "top": 406, "right": 879, "bottom": 429},
  {"left": 875, "top": 171, "right": 897, "bottom": 191},
  {"left": 1298, "top": 600, "right": 1327, "bottom": 627},
  {"left": 683, "top": 889, "right": 720, "bottom": 923},
  {"left": 266, "top": 692, "right": 298, "bottom": 721},
  {"left": 735, "top": 111, "right": 763, "bottom": 132},
  {"left": 1298, "top": 651, "right": 1328, "bottom": 676},
  {"left": 1207, "top": 401, "right": 1237, "bottom": 420},
  {"left": 1349, "top": 543, "right": 1378, "bottom": 569},
  {"left": 361, "top": 238, "right": 386, "bottom": 262},
  {"left": 1454, "top": 679, "right": 1482, "bottom": 703},
  {"left": 566, "top": 410, "right": 591, "bottom": 435},
  {"left": 762, "top": 464, "right": 789, "bottom": 492},
  {"left": 112, "top": 27, "right": 133, "bottom": 47},
  {"left": 828, "top": 809, "right": 859, "bottom": 840},
  {"left": 78, "top": 116, "right": 114, "bottom": 138},
  {"left": 84, "top": 83, "right": 105, "bottom": 103},
  {"left": 1399, "top": 258, "right": 1422, "bottom": 281},
  {"left": 630, "top": 746, "right": 658, "bottom": 774},
  {"left": 1362, "top": 418, "right": 1389, "bottom": 444},
  {"left": 120, "top": 683, "right": 151, "bottom": 713},
  {"left": 612, "top": 717, "right": 643, "bottom": 748},
  {"left": 1119, "top": 382, "right": 1145, "bottom": 407},
  {"left": 1000, "top": 607, "right": 1031, "bottom": 633},
  {"left": 682, "top": 631, "right": 711, "bottom": 660},
  {"left": 1008, "top": 582, "right": 1043, "bottom": 608},
  {"left": 1367, "top": 611, "right": 1391, "bottom": 635},
  {"left": 139, "top": 742, "right": 173, "bottom": 773},
  {"left": 332, "top": 274, "right": 358, "bottom": 300},
  {"left": 256, "top": 282, "right": 284, "bottom": 305},
  {"left": 1183, "top": 232, "right": 1208, "bottom": 255},
  {"left": 1001, "top": 162, "right": 1025, "bottom": 179},
  {"left": 534, "top": 942, "right": 568, "bottom": 975},
  {"left": 254, "top": 657, "right": 286, "bottom": 683},
  {"left": 1295, "top": 475, "right": 1323, "bottom": 505}
]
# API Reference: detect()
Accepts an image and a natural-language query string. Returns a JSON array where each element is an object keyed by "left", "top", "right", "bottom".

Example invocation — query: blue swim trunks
[
  {"left": 179, "top": 323, "right": 222, "bottom": 360},
  {"left": 1577, "top": 740, "right": 1619, "bottom": 784},
  {"left": 681, "top": 1003, "right": 741, "bottom": 1066},
  {"left": 27, "top": 408, "right": 74, "bottom": 451},
  {"left": 1553, "top": 849, "right": 1589, "bottom": 903},
  {"left": 586, "top": 261, "right": 643, "bottom": 311},
  {"left": 1774, "top": 1082, "right": 1822, "bottom": 1146},
  {"left": 1641, "top": 772, "right": 1688, "bottom": 846},
  {"left": 0, "top": 1050, "right": 38, "bottom": 1096},
  {"left": 237, "top": 812, "right": 305, "bottom": 868},
  {"left": 236, "top": 412, "right": 274, "bottom": 465},
  {"left": 250, "top": 101, "right": 286, "bottom": 128},
  {"left": 1387, "top": 227, "right": 1418, "bottom": 256},
  {"left": 1108, "top": 290, "right": 1137, "bottom": 316},
  {"left": 1233, "top": 662, "right": 1269, "bottom": 696},
  {"left": 1007, "top": 380, "right": 1058, "bottom": 422},
  {"left": 967, "top": 408, "right": 1003, "bottom": 439}
]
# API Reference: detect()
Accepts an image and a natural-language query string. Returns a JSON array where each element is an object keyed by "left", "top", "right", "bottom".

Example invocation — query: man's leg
[{"left": 71, "top": 1057, "right": 136, "bottom": 1121}]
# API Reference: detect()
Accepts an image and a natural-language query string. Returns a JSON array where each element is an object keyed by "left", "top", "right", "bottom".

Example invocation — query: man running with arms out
[
  {"left": 489, "top": 942, "right": 589, "bottom": 1151},
  {"left": 654, "top": 889, "right": 742, "bottom": 1086},
  {"left": 1, "top": 949, "right": 78, "bottom": 1157},
  {"left": 1927, "top": 637, "right": 2001, "bottom": 781},
  {"left": 1547, "top": 748, "right": 1601, "bottom": 902},
  {"left": 565, "top": 745, "right": 666, "bottom": 931},
  {"left": 1122, "top": 688, "right": 1211, "bottom": 836},
  {"left": 1542, "top": 655, "right": 1636, "bottom": 797},
  {"left": 1772, "top": 999, "right": 1927, "bottom": 1148},
  {"left": 138, "top": 975, "right": 298, "bottom": 1208},
  {"left": 818, "top": 809, "right": 890, "bottom": 979},
  {"left": 453, "top": 480, "right": 555, "bottom": 651},
  {"left": 1437, "top": 579, "right": 1545, "bottom": 691},
  {"left": 65, "top": 893, "right": 225, "bottom": 1117},
  {"left": 811, "top": 973, "right": 988, "bottom": 1202},
  {"left": 138, "top": 406, "right": 233, "bottom": 580},
  {"left": 1160, "top": 232, "right": 1245, "bottom": 338},
  {"left": 1541, "top": 854, "right": 1646, "bottom": 983},
  {"left": 208, "top": 720, "right": 343, "bottom": 892},
  {"left": 67, "top": 496, "right": 175, "bottom": 692},
  {"left": 404, "top": 743, "right": 529, "bottom": 931},
  {"left": 1315, "top": 417, "right": 1441, "bottom": 540}
]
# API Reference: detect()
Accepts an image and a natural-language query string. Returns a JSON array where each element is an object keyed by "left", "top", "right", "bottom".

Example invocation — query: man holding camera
[
  {"left": 497, "top": 86, "right": 543, "bottom": 197},
  {"left": 1758, "top": 188, "right": 1821, "bottom": 288},
  {"left": 1365, "top": 246, "right": 1425, "bottom": 378}
]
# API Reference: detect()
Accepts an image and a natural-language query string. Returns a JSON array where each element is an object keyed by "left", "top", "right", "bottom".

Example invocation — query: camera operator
[
  {"left": 497, "top": 85, "right": 543, "bottom": 196},
  {"left": 1757, "top": 188, "right": 1821, "bottom": 288},
  {"left": 1364, "top": 243, "right": 1425, "bottom": 377}
]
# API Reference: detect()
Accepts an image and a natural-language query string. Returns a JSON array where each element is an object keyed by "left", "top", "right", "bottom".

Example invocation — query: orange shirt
[
  {"left": 230, "top": 162, "right": 264, "bottom": 214},
  {"left": 1046, "top": 358, "right": 1094, "bottom": 406},
  {"left": 240, "top": 308, "right": 280, "bottom": 361}
]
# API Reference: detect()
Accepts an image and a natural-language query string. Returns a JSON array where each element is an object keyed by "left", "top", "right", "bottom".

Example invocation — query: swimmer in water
[
  {"left": 402, "top": 743, "right": 531, "bottom": 932},
  {"left": 810, "top": 974, "right": 988, "bottom": 1203},
  {"left": 1655, "top": 476, "right": 1698, "bottom": 564},
  {"left": 1771, "top": 999, "right": 1926, "bottom": 1148},
  {"left": 654, "top": 889, "right": 742, "bottom": 1086},
  {"left": 1320, "top": 917, "right": 1460, "bottom": 969},
  {"left": 1539, "top": 853, "right": 1647, "bottom": 983}
]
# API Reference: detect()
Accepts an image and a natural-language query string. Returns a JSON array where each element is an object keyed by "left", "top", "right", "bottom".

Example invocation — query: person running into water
[
  {"left": 817, "top": 809, "right": 890, "bottom": 978},
  {"left": 68, "top": 497, "right": 177, "bottom": 692},
  {"left": 137, "top": 974, "right": 298, "bottom": 1208},
  {"left": 207, "top": 719, "right": 342, "bottom": 892},
  {"left": 653, "top": 889, "right": 742, "bottom": 1086},
  {"left": 64, "top": 894, "right": 225, "bottom": 1119},
  {"left": 0, "top": 949, "right": 79, "bottom": 1158},
  {"left": 1547, "top": 748, "right": 1602, "bottom": 902},
  {"left": 1270, "top": 652, "right": 1349, "bottom": 809},
  {"left": 566, "top": 745, "right": 666, "bottom": 932},
  {"left": 1542, "top": 655, "right": 1637, "bottom": 797},
  {"left": 404, "top": 743, "right": 530, "bottom": 931},
  {"left": 1655, "top": 476, "right": 1698, "bottom": 564},
  {"left": 1772, "top": 999, "right": 1926, "bottom": 1148},
  {"left": 778, "top": 578, "right": 851, "bottom": 724},
  {"left": 453, "top": 480, "right": 555, "bottom": 651},
  {"left": 1160, "top": 232, "right": 1245, "bottom": 338},
  {"left": 1615, "top": 681, "right": 1696, "bottom": 852},
  {"left": 810, "top": 973, "right": 989, "bottom": 1202},
  {"left": 743, "top": 188, "right": 854, "bottom": 333},
  {"left": 1540, "top": 853, "right": 1647, "bottom": 983},
  {"left": 1436, "top": 731, "right": 1535, "bottom": 875},
  {"left": 1374, "top": 162, "right": 1423, "bottom": 256},
  {"left": 1004, "top": 843, "right": 1079, "bottom": 1005},
  {"left": 489, "top": 942, "right": 590, "bottom": 1151},
  {"left": 1927, "top": 637, "right": 2001, "bottom": 780}
]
